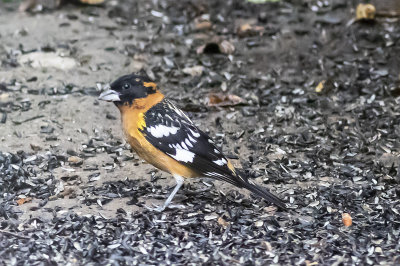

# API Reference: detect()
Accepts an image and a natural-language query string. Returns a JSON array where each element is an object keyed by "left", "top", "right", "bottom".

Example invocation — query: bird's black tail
[
  {"left": 240, "top": 179, "right": 287, "bottom": 210},
  {"left": 214, "top": 169, "right": 287, "bottom": 210},
  {"left": 191, "top": 155, "right": 287, "bottom": 210}
]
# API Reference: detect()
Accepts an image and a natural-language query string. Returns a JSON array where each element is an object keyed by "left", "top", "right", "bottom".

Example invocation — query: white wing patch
[
  {"left": 188, "top": 135, "right": 197, "bottom": 143},
  {"left": 180, "top": 141, "right": 188, "bottom": 150},
  {"left": 148, "top": 125, "right": 179, "bottom": 138},
  {"left": 169, "top": 149, "right": 195, "bottom": 163},
  {"left": 185, "top": 138, "right": 193, "bottom": 148},
  {"left": 213, "top": 158, "right": 227, "bottom": 166},
  {"left": 189, "top": 128, "right": 200, "bottom": 138}
]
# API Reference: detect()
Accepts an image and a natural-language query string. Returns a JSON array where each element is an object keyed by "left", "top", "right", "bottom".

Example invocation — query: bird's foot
[
  {"left": 144, "top": 204, "right": 165, "bottom": 212},
  {"left": 145, "top": 203, "right": 185, "bottom": 212}
]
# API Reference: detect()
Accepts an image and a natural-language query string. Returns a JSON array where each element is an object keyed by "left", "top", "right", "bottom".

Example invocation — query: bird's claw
[
  {"left": 145, "top": 203, "right": 185, "bottom": 212},
  {"left": 145, "top": 204, "right": 165, "bottom": 212}
]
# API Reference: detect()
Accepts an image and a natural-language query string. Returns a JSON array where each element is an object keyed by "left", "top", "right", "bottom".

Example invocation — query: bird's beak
[{"left": 99, "top": 85, "right": 120, "bottom": 102}]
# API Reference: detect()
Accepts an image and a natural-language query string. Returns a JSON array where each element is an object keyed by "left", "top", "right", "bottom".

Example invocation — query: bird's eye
[{"left": 123, "top": 83, "right": 130, "bottom": 90}]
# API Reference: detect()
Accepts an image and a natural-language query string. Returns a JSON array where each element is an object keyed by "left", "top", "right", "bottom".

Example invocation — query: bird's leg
[
  {"left": 147, "top": 175, "right": 185, "bottom": 212},
  {"left": 160, "top": 175, "right": 184, "bottom": 210}
]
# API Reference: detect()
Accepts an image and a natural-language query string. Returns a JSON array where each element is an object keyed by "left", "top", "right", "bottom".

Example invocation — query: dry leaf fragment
[
  {"left": 206, "top": 93, "right": 244, "bottom": 107},
  {"left": 315, "top": 80, "right": 325, "bottom": 93},
  {"left": 356, "top": 4, "right": 376, "bottom": 20},
  {"left": 342, "top": 213, "right": 352, "bottom": 227},
  {"left": 217, "top": 217, "right": 230, "bottom": 228},
  {"left": 49, "top": 187, "right": 75, "bottom": 200},
  {"left": 68, "top": 156, "right": 83, "bottom": 166},
  {"left": 195, "top": 21, "right": 212, "bottom": 31},
  {"left": 237, "top": 23, "right": 264, "bottom": 37},
  {"left": 17, "top": 197, "right": 32, "bottom": 205},
  {"left": 315, "top": 79, "right": 335, "bottom": 94}
]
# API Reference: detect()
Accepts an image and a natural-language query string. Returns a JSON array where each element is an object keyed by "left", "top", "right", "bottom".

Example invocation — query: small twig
[
  {"left": 0, "top": 229, "right": 31, "bottom": 240},
  {"left": 12, "top": 115, "right": 45, "bottom": 125}
]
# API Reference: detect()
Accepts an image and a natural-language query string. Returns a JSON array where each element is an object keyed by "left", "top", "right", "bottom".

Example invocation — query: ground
[{"left": 0, "top": 0, "right": 399, "bottom": 265}]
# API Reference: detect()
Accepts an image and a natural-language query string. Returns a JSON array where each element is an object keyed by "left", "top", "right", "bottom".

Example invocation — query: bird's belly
[{"left": 126, "top": 133, "right": 199, "bottom": 178}]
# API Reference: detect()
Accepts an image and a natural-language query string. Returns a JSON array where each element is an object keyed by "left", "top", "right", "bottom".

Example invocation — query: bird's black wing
[
  {"left": 140, "top": 99, "right": 286, "bottom": 209},
  {"left": 141, "top": 99, "right": 235, "bottom": 180}
]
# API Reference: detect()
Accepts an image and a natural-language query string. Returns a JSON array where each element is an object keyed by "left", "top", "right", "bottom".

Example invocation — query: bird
[{"left": 98, "top": 73, "right": 286, "bottom": 211}]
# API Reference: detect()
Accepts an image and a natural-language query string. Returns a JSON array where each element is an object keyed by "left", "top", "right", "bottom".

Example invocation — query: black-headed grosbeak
[{"left": 99, "top": 73, "right": 286, "bottom": 211}]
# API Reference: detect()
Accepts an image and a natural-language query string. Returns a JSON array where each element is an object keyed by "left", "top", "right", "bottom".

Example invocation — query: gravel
[{"left": 1, "top": 0, "right": 400, "bottom": 264}]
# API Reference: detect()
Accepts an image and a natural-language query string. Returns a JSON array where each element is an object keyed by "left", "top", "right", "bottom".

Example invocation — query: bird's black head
[{"left": 99, "top": 73, "right": 158, "bottom": 106}]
